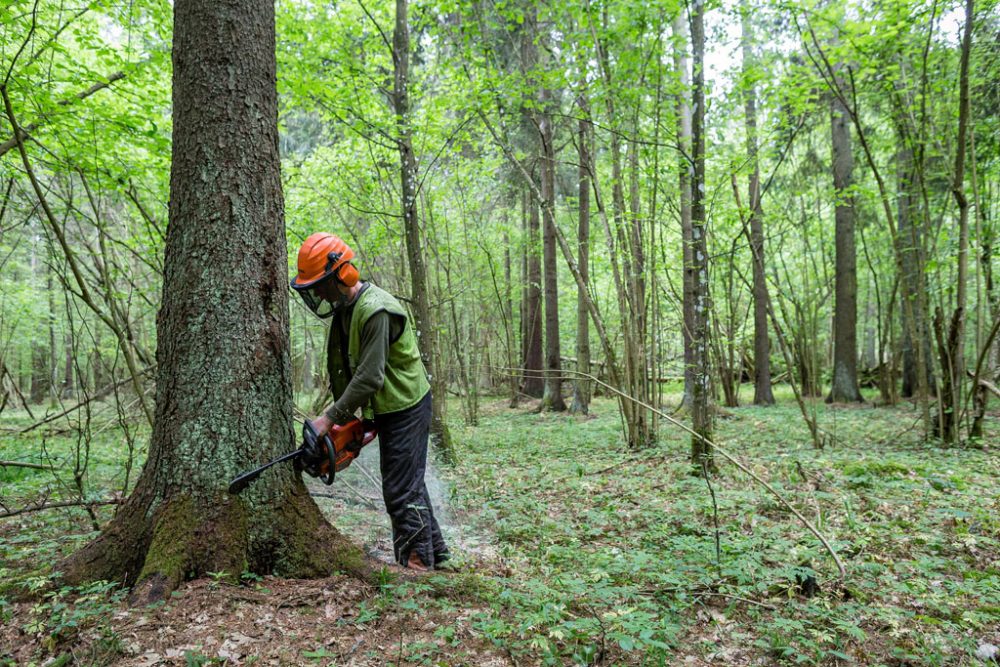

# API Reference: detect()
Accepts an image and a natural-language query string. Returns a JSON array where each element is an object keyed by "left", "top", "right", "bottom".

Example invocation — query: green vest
[{"left": 327, "top": 284, "right": 430, "bottom": 415}]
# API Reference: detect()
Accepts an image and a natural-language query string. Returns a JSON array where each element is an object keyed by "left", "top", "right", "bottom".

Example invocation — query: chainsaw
[{"left": 227, "top": 418, "right": 378, "bottom": 495}]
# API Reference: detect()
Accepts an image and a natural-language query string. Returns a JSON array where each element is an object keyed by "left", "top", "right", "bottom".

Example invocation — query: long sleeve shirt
[{"left": 324, "top": 304, "right": 404, "bottom": 424}]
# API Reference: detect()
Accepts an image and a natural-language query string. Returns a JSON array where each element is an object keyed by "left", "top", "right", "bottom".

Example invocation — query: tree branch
[{"left": 0, "top": 71, "right": 126, "bottom": 158}]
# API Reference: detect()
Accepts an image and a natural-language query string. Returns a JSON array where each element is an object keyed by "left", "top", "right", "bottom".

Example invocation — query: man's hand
[{"left": 312, "top": 413, "right": 333, "bottom": 437}]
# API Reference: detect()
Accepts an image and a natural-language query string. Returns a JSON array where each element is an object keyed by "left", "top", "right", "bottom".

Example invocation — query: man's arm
[{"left": 323, "top": 311, "right": 391, "bottom": 424}]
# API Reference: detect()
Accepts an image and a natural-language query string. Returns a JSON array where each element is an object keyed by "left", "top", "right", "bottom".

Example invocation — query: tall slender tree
[
  {"left": 740, "top": 0, "right": 775, "bottom": 406},
  {"left": 673, "top": 14, "right": 696, "bottom": 412},
  {"left": 539, "top": 41, "right": 565, "bottom": 412},
  {"left": 689, "top": 0, "right": 714, "bottom": 471},
  {"left": 827, "top": 39, "right": 864, "bottom": 404},
  {"left": 519, "top": 8, "right": 544, "bottom": 399},
  {"left": 937, "top": 0, "right": 975, "bottom": 442},
  {"left": 393, "top": 0, "right": 456, "bottom": 460},
  {"left": 571, "top": 93, "right": 592, "bottom": 415}
]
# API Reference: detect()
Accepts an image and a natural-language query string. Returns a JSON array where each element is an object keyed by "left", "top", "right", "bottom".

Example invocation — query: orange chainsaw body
[{"left": 315, "top": 418, "right": 379, "bottom": 477}]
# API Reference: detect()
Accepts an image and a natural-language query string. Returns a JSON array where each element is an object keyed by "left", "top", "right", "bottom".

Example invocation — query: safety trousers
[{"left": 375, "top": 391, "right": 449, "bottom": 568}]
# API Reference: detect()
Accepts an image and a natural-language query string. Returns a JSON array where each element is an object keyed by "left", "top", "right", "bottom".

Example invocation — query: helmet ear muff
[{"left": 336, "top": 262, "right": 360, "bottom": 287}]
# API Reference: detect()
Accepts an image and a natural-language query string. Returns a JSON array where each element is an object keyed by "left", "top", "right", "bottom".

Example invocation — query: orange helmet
[
  {"left": 290, "top": 233, "right": 360, "bottom": 317},
  {"left": 291, "top": 233, "right": 357, "bottom": 289}
]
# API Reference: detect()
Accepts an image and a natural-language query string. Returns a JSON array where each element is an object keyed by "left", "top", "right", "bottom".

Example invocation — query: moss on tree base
[{"left": 60, "top": 479, "right": 375, "bottom": 604}]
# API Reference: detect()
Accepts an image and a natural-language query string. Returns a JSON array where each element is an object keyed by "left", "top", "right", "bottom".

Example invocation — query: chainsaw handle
[
  {"left": 320, "top": 440, "right": 337, "bottom": 486},
  {"left": 361, "top": 419, "right": 378, "bottom": 446}
]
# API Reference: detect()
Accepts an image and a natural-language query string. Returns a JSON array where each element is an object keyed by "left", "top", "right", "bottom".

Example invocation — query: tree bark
[
  {"left": 826, "top": 55, "right": 864, "bottom": 404},
  {"left": 59, "top": 0, "right": 367, "bottom": 600},
  {"left": 519, "top": 12, "right": 544, "bottom": 400},
  {"left": 689, "top": 0, "right": 714, "bottom": 472},
  {"left": 522, "top": 188, "right": 544, "bottom": 397},
  {"left": 673, "top": 15, "right": 696, "bottom": 411},
  {"left": 393, "top": 0, "right": 456, "bottom": 461},
  {"left": 571, "top": 97, "right": 592, "bottom": 415},
  {"left": 539, "top": 71, "right": 565, "bottom": 412},
  {"left": 740, "top": 0, "right": 774, "bottom": 406}
]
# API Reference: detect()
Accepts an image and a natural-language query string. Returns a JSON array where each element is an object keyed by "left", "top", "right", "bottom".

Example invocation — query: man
[{"left": 290, "top": 232, "right": 449, "bottom": 571}]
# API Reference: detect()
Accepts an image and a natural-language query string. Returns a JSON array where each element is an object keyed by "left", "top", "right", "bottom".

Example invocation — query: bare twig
[
  {"left": 0, "top": 460, "right": 54, "bottom": 471},
  {"left": 20, "top": 371, "right": 149, "bottom": 433},
  {"left": 0, "top": 84, "right": 153, "bottom": 427},
  {"left": 0, "top": 498, "right": 120, "bottom": 519},
  {"left": 702, "top": 457, "right": 722, "bottom": 577}
]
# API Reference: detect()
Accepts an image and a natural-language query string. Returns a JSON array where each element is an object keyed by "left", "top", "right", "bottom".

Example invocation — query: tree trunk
[
  {"left": 519, "top": 11, "right": 544, "bottom": 400},
  {"left": 740, "top": 0, "right": 774, "bottom": 406},
  {"left": 503, "top": 225, "right": 519, "bottom": 407},
  {"left": 938, "top": 0, "right": 974, "bottom": 443},
  {"left": 48, "top": 268, "right": 58, "bottom": 404},
  {"left": 63, "top": 331, "right": 74, "bottom": 398},
  {"left": 539, "top": 75, "right": 565, "bottom": 412},
  {"left": 673, "top": 15, "right": 695, "bottom": 411},
  {"left": 689, "top": 0, "right": 714, "bottom": 472},
  {"left": 522, "top": 188, "right": 544, "bottom": 398},
  {"left": 826, "top": 59, "right": 864, "bottom": 404},
  {"left": 30, "top": 347, "right": 47, "bottom": 404},
  {"left": 60, "top": 0, "right": 367, "bottom": 601},
  {"left": 571, "top": 99, "right": 592, "bottom": 415},
  {"left": 393, "top": 0, "right": 456, "bottom": 461},
  {"left": 897, "top": 138, "right": 937, "bottom": 400}
]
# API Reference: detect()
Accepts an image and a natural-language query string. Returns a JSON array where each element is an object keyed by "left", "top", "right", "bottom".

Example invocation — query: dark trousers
[{"left": 375, "top": 391, "right": 449, "bottom": 567}]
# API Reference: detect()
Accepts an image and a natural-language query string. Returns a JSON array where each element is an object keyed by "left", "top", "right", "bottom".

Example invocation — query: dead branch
[
  {"left": 0, "top": 498, "right": 120, "bottom": 519},
  {"left": 0, "top": 460, "right": 54, "bottom": 471},
  {"left": 20, "top": 371, "right": 150, "bottom": 433}
]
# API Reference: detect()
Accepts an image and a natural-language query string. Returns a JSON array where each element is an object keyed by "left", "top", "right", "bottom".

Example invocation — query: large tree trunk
[
  {"left": 689, "top": 0, "right": 714, "bottom": 472},
  {"left": 571, "top": 98, "right": 592, "bottom": 415},
  {"left": 60, "top": 0, "right": 367, "bottom": 601},
  {"left": 741, "top": 0, "right": 774, "bottom": 407},
  {"left": 826, "top": 59, "right": 864, "bottom": 404},
  {"left": 393, "top": 0, "right": 456, "bottom": 461}
]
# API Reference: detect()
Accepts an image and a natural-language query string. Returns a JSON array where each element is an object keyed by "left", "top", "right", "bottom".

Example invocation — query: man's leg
[{"left": 376, "top": 392, "right": 443, "bottom": 568}]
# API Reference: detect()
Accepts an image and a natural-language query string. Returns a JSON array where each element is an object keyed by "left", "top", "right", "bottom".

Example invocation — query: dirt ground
[
  {"left": 3, "top": 573, "right": 513, "bottom": 666},
  {"left": 1, "top": 450, "right": 515, "bottom": 666}
]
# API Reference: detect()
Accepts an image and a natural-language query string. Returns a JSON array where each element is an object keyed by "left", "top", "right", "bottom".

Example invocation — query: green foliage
[
  {"left": 17, "top": 580, "right": 126, "bottom": 665},
  {"left": 438, "top": 392, "right": 1000, "bottom": 663}
]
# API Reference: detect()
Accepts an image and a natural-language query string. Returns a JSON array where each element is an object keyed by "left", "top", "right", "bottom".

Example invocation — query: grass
[{"left": 1, "top": 385, "right": 998, "bottom": 665}]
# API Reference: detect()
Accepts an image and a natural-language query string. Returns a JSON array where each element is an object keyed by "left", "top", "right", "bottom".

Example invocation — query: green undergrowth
[
  {"left": 0, "top": 409, "right": 146, "bottom": 600},
  {"left": 2, "top": 389, "right": 999, "bottom": 665},
  {"left": 440, "top": 387, "right": 1000, "bottom": 665}
]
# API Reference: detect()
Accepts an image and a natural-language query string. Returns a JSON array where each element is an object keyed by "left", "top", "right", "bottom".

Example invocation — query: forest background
[{"left": 1, "top": 0, "right": 999, "bottom": 664}]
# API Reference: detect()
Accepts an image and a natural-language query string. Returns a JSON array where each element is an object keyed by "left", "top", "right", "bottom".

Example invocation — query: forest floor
[{"left": 1, "top": 386, "right": 999, "bottom": 666}]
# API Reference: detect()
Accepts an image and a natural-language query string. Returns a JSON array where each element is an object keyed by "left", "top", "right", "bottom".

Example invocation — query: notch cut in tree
[{"left": 58, "top": 0, "right": 368, "bottom": 602}]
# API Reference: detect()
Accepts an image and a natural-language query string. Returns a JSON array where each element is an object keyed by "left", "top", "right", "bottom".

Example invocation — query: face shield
[{"left": 293, "top": 273, "right": 340, "bottom": 318}]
